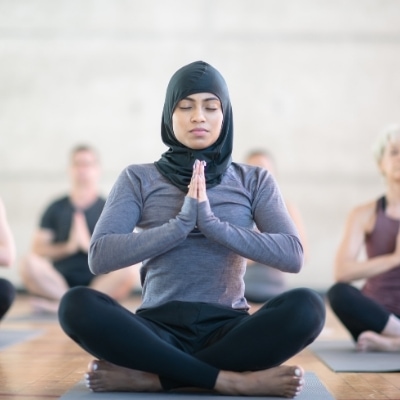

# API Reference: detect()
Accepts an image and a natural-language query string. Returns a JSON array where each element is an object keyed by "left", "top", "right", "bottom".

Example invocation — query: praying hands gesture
[
  {"left": 187, "top": 159, "right": 207, "bottom": 203},
  {"left": 66, "top": 211, "right": 91, "bottom": 255}
]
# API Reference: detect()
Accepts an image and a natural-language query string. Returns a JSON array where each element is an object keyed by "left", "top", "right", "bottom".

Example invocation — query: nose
[{"left": 190, "top": 106, "right": 206, "bottom": 122}]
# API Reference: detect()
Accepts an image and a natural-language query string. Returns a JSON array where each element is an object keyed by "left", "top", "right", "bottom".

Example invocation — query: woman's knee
[
  {"left": 292, "top": 288, "right": 325, "bottom": 321},
  {"left": 60, "top": 285, "right": 92, "bottom": 308},
  {"left": 262, "top": 288, "right": 325, "bottom": 342},
  {"left": 0, "top": 278, "right": 15, "bottom": 317},
  {"left": 268, "top": 288, "right": 326, "bottom": 329},
  {"left": 327, "top": 282, "right": 352, "bottom": 311},
  {"left": 283, "top": 287, "right": 324, "bottom": 308},
  {"left": 0, "top": 278, "right": 15, "bottom": 302},
  {"left": 58, "top": 286, "right": 97, "bottom": 329}
]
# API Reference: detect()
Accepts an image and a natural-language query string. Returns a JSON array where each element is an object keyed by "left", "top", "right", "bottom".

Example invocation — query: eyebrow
[{"left": 182, "top": 96, "right": 220, "bottom": 102}]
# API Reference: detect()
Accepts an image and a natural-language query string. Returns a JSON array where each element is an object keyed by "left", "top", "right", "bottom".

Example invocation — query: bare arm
[
  {"left": 0, "top": 198, "right": 16, "bottom": 267},
  {"left": 31, "top": 228, "right": 76, "bottom": 261},
  {"left": 32, "top": 210, "right": 92, "bottom": 261},
  {"left": 334, "top": 201, "right": 400, "bottom": 282}
]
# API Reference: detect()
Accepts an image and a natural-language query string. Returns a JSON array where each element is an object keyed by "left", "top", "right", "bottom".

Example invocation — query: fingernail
[
  {"left": 84, "top": 373, "right": 89, "bottom": 379},
  {"left": 202, "top": 160, "right": 207, "bottom": 166},
  {"left": 294, "top": 368, "right": 301, "bottom": 376}
]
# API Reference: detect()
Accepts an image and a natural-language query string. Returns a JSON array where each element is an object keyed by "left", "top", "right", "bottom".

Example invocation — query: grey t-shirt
[{"left": 89, "top": 162, "right": 303, "bottom": 310}]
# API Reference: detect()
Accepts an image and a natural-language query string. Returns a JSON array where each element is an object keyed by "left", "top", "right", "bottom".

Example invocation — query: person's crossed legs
[{"left": 59, "top": 287, "right": 325, "bottom": 398}]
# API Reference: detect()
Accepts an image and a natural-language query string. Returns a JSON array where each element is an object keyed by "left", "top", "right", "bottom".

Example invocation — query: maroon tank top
[{"left": 363, "top": 196, "right": 400, "bottom": 316}]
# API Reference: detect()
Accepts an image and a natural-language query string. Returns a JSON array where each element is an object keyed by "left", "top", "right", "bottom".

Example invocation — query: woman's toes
[{"left": 87, "top": 359, "right": 99, "bottom": 371}]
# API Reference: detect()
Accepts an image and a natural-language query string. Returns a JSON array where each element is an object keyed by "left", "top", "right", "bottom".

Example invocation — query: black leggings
[
  {"left": 58, "top": 287, "right": 325, "bottom": 390},
  {"left": 0, "top": 278, "right": 15, "bottom": 320},
  {"left": 327, "top": 282, "right": 396, "bottom": 341}
]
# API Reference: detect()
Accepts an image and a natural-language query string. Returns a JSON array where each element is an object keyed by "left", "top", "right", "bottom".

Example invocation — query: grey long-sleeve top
[{"left": 89, "top": 162, "right": 303, "bottom": 310}]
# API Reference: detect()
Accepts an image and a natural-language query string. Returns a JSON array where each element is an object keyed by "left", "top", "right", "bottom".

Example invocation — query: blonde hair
[{"left": 372, "top": 124, "right": 400, "bottom": 163}]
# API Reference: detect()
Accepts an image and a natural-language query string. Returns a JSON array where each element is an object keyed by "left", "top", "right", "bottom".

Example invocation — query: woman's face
[
  {"left": 172, "top": 92, "right": 223, "bottom": 150},
  {"left": 380, "top": 138, "right": 400, "bottom": 180}
]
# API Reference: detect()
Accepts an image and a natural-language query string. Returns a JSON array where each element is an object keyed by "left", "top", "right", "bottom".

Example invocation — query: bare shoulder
[{"left": 348, "top": 199, "right": 378, "bottom": 233}]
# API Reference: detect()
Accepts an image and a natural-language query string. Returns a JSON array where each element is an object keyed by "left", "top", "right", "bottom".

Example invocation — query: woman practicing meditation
[
  {"left": 328, "top": 124, "right": 400, "bottom": 352},
  {"left": 59, "top": 60, "right": 325, "bottom": 398}
]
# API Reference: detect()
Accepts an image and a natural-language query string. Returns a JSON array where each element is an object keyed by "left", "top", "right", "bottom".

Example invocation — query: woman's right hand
[{"left": 187, "top": 159, "right": 207, "bottom": 202}]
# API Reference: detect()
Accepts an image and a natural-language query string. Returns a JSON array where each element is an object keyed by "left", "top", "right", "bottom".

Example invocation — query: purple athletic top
[{"left": 363, "top": 196, "right": 400, "bottom": 316}]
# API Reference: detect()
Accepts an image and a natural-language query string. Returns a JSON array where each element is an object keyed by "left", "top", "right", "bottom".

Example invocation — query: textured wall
[{"left": 1, "top": 0, "right": 399, "bottom": 290}]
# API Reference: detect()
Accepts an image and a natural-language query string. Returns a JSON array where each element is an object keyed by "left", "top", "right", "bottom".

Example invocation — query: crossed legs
[
  {"left": 328, "top": 282, "right": 400, "bottom": 352},
  {"left": 20, "top": 253, "right": 139, "bottom": 313},
  {"left": 59, "top": 287, "right": 325, "bottom": 397}
]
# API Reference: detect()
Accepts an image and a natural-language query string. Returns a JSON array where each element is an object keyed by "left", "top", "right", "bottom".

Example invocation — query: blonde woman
[{"left": 328, "top": 124, "right": 400, "bottom": 352}]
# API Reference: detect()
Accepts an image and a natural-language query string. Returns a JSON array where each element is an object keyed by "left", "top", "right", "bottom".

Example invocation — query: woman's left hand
[{"left": 187, "top": 160, "right": 207, "bottom": 203}]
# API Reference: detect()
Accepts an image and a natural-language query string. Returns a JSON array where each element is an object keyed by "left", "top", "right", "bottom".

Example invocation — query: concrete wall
[{"left": 1, "top": 0, "right": 399, "bottom": 290}]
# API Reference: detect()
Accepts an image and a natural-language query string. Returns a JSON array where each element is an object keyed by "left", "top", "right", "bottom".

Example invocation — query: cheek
[
  {"left": 216, "top": 115, "right": 224, "bottom": 132},
  {"left": 172, "top": 114, "right": 181, "bottom": 136}
]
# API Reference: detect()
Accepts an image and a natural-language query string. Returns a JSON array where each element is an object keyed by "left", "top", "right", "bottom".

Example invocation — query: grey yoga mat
[
  {"left": 5, "top": 311, "right": 58, "bottom": 322},
  {"left": 310, "top": 340, "right": 400, "bottom": 372},
  {"left": 59, "top": 372, "right": 334, "bottom": 400},
  {"left": 0, "top": 329, "right": 43, "bottom": 350}
]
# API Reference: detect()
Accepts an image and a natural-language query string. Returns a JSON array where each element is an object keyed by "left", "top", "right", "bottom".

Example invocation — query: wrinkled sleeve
[
  {"left": 89, "top": 168, "right": 197, "bottom": 274},
  {"left": 197, "top": 173, "right": 303, "bottom": 273}
]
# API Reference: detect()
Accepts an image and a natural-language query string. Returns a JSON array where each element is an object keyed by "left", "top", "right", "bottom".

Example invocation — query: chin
[{"left": 188, "top": 142, "right": 209, "bottom": 150}]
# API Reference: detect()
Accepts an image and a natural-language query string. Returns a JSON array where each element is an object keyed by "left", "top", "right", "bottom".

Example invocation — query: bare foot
[
  {"left": 30, "top": 297, "right": 59, "bottom": 314},
  {"left": 86, "top": 359, "right": 304, "bottom": 397},
  {"left": 215, "top": 365, "right": 305, "bottom": 398},
  {"left": 357, "top": 331, "right": 400, "bottom": 352},
  {"left": 85, "top": 360, "right": 162, "bottom": 392}
]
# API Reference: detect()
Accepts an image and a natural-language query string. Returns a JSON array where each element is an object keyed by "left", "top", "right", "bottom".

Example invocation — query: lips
[{"left": 190, "top": 128, "right": 208, "bottom": 136}]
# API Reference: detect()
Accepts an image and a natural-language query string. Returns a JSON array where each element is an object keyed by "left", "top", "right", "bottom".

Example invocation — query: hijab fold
[{"left": 155, "top": 61, "right": 233, "bottom": 192}]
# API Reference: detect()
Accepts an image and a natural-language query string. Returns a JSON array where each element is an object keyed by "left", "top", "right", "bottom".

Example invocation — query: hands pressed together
[
  {"left": 67, "top": 211, "right": 91, "bottom": 254},
  {"left": 187, "top": 159, "right": 208, "bottom": 203}
]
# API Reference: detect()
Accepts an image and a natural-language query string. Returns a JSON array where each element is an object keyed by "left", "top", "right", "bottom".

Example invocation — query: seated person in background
[
  {"left": 0, "top": 196, "right": 16, "bottom": 320},
  {"left": 328, "top": 124, "right": 400, "bottom": 352},
  {"left": 20, "top": 145, "right": 139, "bottom": 313},
  {"left": 243, "top": 150, "right": 309, "bottom": 303}
]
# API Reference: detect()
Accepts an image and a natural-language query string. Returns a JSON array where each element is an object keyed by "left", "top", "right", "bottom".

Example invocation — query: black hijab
[{"left": 155, "top": 61, "right": 233, "bottom": 192}]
